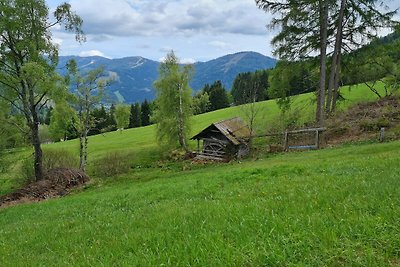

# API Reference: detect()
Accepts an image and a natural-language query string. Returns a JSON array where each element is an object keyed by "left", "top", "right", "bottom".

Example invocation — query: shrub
[
  {"left": 359, "top": 118, "right": 377, "bottom": 132},
  {"left": 42, "top": 149, "right": 79, "bottom": 171},
  {"left": 19, "top": 149, "right": 78, "bottom": 182},
  {"left": 91, "top": 151, "right": 135, "bottom": 177},
  {"left": 376, "top": 117, "right": 390, "bottom": 128}
]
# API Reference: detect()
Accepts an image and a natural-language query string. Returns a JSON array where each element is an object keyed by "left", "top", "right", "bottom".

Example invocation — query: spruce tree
[{"left": 140, "top": 100, "right": 151, "bottom": 126}]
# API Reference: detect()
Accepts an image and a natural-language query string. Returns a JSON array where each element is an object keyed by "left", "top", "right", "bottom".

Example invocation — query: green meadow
[{"left": 1, "top": 83, "right": 399, "bottom": 266}]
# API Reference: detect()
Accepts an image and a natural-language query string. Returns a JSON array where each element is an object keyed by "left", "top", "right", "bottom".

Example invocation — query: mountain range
[{"left": 58, "top": 51, "right": 276, "bottom": 103}]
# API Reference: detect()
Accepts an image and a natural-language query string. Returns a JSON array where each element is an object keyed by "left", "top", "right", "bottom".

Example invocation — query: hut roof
[{"left": 190, "top": 117, "right": 251, "bottom": 145}]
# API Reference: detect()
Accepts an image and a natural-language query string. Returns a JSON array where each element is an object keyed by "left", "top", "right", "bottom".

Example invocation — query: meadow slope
[
  {"left": 0, "top": 83, "right": 386, "bottom": 196},
  {"left": 0, "top": 140, "right": 399, "bottom": 266}
]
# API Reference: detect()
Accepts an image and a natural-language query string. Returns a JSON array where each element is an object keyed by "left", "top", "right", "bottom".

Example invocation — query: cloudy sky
[
  {"left": 46, "top": 0, "right": 275, "bottom": 62},
  {"left": 46, "top": 0, "right": 399, "bottom": 63}
]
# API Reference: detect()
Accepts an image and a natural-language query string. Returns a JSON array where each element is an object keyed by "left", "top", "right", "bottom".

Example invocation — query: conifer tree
[
  {"left": 129, "top": 103, "right": 141, "bottom": 128},
  {"left": 140, "top": 100, "right": 151, "bottom": 126}
]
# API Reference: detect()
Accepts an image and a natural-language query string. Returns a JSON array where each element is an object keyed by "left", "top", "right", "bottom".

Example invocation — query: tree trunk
[
  {"left": 332, "top": 52, "right": 342, "bottom": 112},
  {"left": 326, "top": 0, "right": 345, "bottom": 114},
  {"left": 83, "top": 129, "right": 88, "bottom": 171},
  {"left": 79, "top": 133, "right": 84, "bottom": 171},
  {"left": 27, "top": 79, "right": 44, "bottom": 181},
  {"left": 31, "top": 120, "right": 44, "bottom": 181},
  {"left": 316, "top": 0, "right": 329, "bottom": 126},
  {"left": 178, "top": 83, "right": 188, "bottom": 151}
]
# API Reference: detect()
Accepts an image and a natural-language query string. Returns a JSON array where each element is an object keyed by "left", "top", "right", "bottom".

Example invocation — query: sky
[
  {"left": 46, "top": 0, "right": 399, "bottom": 63},
  {"left": 46, "top": 0, "right": 276, "bottom": 62}
]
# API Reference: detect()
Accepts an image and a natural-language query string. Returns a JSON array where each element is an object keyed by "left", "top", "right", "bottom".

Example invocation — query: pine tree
[
  {"left": 205, "top": 80, "right": 230, "bottom": 111},
  {"left": 129, "top": 103, "right": 141, "bottom": 128},
  {"left": 140, "top": 100, "right": 151, "bottom": 126}
]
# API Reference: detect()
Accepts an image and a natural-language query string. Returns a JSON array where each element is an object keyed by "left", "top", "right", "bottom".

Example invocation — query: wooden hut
[{"left": 191, "top": 117, "right": 251, "bottom": 161}]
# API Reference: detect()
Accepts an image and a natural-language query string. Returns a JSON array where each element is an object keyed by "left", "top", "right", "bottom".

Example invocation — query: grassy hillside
[
  {"left": 1, "top": 140, "right": 399, "bottom": 265},
  {"left": 0, "top": 83, "right": 385, "bottom": 195},
  {"left": 44, "top": 83, "right": 386, "bottom": 159}
]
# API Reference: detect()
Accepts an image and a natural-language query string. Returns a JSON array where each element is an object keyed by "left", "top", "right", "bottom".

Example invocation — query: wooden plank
[{"left": 286, "top": 127, "right": 326, "bottom": 134}]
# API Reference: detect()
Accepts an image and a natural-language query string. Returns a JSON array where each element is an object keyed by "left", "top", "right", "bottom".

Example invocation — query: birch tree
[
  {"left": 153, "top": 51, "right": 193, "bottom": 152},
  {"left": 0, "top": 0, "right": 84, "bottom": 180},
  {"left": 67, "top": 60, "right": 113, "bottom": 172}
]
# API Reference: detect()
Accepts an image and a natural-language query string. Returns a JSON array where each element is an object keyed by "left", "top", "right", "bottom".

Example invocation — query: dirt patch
[
  {"left": 325, "top": 96, "right": 400, "bottom": 143},
  {"left": 0, "top": 168, "right": 89, "bottom": 208}
]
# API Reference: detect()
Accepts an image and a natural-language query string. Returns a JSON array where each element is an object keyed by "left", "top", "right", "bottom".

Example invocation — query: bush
[
  {"left": 91, "top": 151, "right": 135, "bottom": 177},
  {"left": 20, "top": 149, "right": 79, "bottom": 182},
  {"left": 359, "top": 119, "right": 377, "bottom": 132},
  {"left": 42, "top": 149, "right": 79, "bottom": 171},
  {"left": 376, "top": 117, "right": 390, "bottom": 128}
]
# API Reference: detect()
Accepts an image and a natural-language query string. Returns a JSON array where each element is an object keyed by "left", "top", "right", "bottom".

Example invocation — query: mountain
[{"left": 58, "top": 51, "right": 276, "bottom": 103}]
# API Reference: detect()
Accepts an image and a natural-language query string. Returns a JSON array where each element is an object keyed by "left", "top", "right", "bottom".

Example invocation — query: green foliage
[
  {"left": 0, "top": 105, "right": 27, "bottom": 149},
  {"left": 140, "top": 100, "right": 151, "bottom": 126},
  {"left": 67, "top": 61, "right": 114, "bottom": 170},
  {"left": 114, "top": 104, "right": 130, "bottom": 130},
  {"left": 91, "top": 150, "right": 135, "bottom": 177},
  {"left": 268, "top": 60, "right": 317, "bottom": 112},
  {"left": 20, "top": 149, "right": 79, "bottom": 182},
  {"left": 153, "top": 51, "right": 193, "bottom": 150},
  {"left": 89, "top": 105, "right": 108, "bottom": 135},
  {"left": 49, "top": 103, "right": 78, "bottom": 141},
  {"left": 128, "top": 103, "right": 141, "bottom": 128},
  {"left": 231, "top": 70, "right": 270, "bottom": 105},
  {"left": 192, "top": 92, "right": 211, "bottom": 115},
  {"left": 342, "top": 32, "right": 400, "bottom": 97},
  {"left": 203, "top": 80, "right": 230, "bottom": 111}
]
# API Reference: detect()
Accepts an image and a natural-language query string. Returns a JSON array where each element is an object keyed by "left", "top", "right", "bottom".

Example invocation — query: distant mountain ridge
[{"left": 58, "top": 51, "right": 276, "bottom": 103}]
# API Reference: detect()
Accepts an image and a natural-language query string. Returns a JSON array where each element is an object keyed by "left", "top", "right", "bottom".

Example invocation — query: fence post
[
  {"left": 315, "top": 129, "right": 320, "bottom": 149},
  {"left": 379, "top": 127, "right": 385, "bottom": 142},
  {"left": 284, "top": 130, "right": 289, "bottom": 151}
]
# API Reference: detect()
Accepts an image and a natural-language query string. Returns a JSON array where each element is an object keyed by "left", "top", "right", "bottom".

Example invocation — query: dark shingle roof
[{"left": 191, "top": 117, "right": 251, "bottom": 145}]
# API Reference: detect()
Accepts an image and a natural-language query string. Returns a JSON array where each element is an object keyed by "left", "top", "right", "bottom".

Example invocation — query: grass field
[
  {"left": 0, "top": 83, "right": 386, "bottom": 195},
  {"left": 1, "top": 83, "right": 398, "bottom": 266},
  {"left": 0, "top": 140, "right": 399, "bottom": 266}
]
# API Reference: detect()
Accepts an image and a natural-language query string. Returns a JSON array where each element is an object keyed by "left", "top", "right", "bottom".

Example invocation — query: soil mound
[{"left": 0, "top": 168, "right": 89, "bottom": 208}]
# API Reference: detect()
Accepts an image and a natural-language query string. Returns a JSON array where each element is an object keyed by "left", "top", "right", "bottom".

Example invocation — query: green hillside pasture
[
  {"left": 0, "top": 83, "right": 386, "bottom": 194},
  {"left": 47, "top": 83, "right": 385, "bottom": 162},
  {"left": 0, "top": 141, "right": 399, "bottom": 266}
]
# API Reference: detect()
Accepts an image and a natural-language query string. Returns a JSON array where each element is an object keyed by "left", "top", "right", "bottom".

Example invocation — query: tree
[
  {"left": 256, "top": 0, "right": 397, "bottom": 124},
  {"left": 128, "top": 103, "right": 141, "bottom": 128},
  {"left": 0, "top": 101, "right": 27, "bottom": 149},
  {"left": 231, "top": 70, "right": 270, "bottom": 105},
  {"left": 240, "top": 80, "right": 267, "bottom": 151},
  {"left": 153, "top": 51, "right": 193, "bottom": 151},
  {"left": 43, "top": 107, "right": 53, "bottom": 125},
  {"left": 192, "top": 91, "right": 211, "bottom": 115},
  {"left": 90, "top": 105, "right": 108, "bottom": 135},
  {"left": 114, "top": 104, "right": 130, "bottom": 130},
  {"left": 140, "top": 99, "right": 151, "bottom": 126},
  {"left": 0, "top": 0, "right": 84, "bottom": 180},
  {"left": 67, "top": 61, "right": 113, "bottom": 172},
  {"left": 204, "top": 80, "right": 230, "bottom": 111},
  {"left": 49, "top": 102, "right": 77, "bottom": 141}
]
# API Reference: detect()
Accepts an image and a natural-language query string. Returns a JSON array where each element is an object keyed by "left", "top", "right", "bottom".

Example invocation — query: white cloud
[
  {"left": 180, "top": 58, "right": 196, "bottom": 64},
  {"left": 79, "top": 50, "right": 109, "bottom": 58},
  {"left": 67, "top": 0, "right": 269, "bottom": 38}
]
